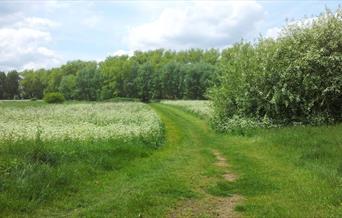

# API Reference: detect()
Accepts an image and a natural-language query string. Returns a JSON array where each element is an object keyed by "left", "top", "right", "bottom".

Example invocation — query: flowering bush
[{"left": 210, "top": 8, "right": 342, "bottom": 132}]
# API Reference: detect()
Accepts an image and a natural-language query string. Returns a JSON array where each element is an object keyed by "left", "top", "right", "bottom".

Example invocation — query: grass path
[
  {"left": 19, "top": 103, "right": 341, "bottom": 217},
  {"left": 30, "top": 103, "right": 242, "bottom": 217}
]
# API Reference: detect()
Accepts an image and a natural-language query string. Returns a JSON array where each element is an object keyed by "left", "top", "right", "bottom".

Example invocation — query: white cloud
[
  {"left": 0, "top": 16, "right": 61, "bottom": 71},
  {"left": 126, "top": 1, "right": 265, "bottom": 51},
  {"left": 265, "top": 26, "right": 282, "bottom": 39},
  {"left": 0, "top": 26, "right": 61, "bottom": 71},
  {"left": 0, "top": 1, "right": 65, "bottom": 71},
  {"left": 265, "top": 16, "right": 319, "bottom": 39},
  {"left": 15, "top": 17, "right": 60, "bottom": 29}
]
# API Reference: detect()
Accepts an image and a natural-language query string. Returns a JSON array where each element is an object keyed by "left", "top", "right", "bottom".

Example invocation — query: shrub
[
  {"left": 210, "top": 8, "right": 342, "bottom": 132},
  {"left": 43, "top": 92, "right": 65, "bottom": 104}
]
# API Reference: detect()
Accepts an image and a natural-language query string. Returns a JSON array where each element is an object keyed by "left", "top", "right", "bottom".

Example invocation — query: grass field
[
  {"left": 0, "top": 101, "right": 162, "bottom": 142},
  {"left": 0, "top": 100, "right": 341, "bottom": 217},
  {"left": 0, "top": 101, "right": 164, "bottom": 216},
  {"left": 161, "top": 100, "right": 212, "bottom": 118}
]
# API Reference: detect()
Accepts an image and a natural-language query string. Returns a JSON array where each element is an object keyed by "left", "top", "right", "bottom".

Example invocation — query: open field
[
  {"left": 0, "top": 101, "right": 164, "bottom": 216},
  {"left": 0, "top": 100, "right": 341, "bottom": 217},
  {"left": 161, "top": 100, "right": 212, "bottom": 118},
  {"left": 0, "top": 2, "right": 341, "bottom": 217},
  {"left": 0, "top": 101, "right": 162, "bottom": 142}
]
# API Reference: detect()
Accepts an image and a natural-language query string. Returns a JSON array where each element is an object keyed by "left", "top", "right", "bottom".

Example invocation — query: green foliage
[
  {"left": 74, "top": 62, "right": 102, "bottom": 101},
  {"left": 210, "top": 8, "right": 342, "bottom": 132},
  {"left": 184, "top": 62, "right": 215, "bottom": 99},
  {"left": 45, "top": 68, "right": 63, "bottom": 93},
  {"left": 1, "top": 47, "right": 218, "bottom": 101},
  {"left": 97, "top": 50, "right": 217, "bottom": 101},
  {"left": 43, "top": 92, "right": 65, "bottom": 104},
  {"left": 98, "top": 55, "right": 132, "bottom": 99},
  {"left": 3, "top": 71, "right": 20, "bottom": 99},
  {"left": 0, "top": 139, "right": 155, "bottom": 214},
  {"left": 58, "top": 75, "right": 76, "bottom": 99},
  {"left": 136, "top": 62, "right": 155, "bottom": 102},
  {"left": 160, "top": 61, "right": 184, "bottom": 99},
  {"left": 0, "top": 71, "right": 6, "bottom": 99},
  {"left": 1, "top": 8, "right": 340, "bottom": 118},
  {"left": 20, "top": 70, "right": 47, "bottom": 99}
]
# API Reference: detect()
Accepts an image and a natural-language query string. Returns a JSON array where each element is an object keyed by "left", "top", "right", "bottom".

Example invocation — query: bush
[
  {"left": 43, "top": 92, "right": 65, "bottom": 104},
  {"left": 210, "top": 8, "right": 342, "bottom": 132}
]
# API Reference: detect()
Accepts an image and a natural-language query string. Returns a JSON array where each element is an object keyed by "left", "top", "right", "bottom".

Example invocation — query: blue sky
[{"left": 0, "top": 0, "right": 340, "bottom": 71}]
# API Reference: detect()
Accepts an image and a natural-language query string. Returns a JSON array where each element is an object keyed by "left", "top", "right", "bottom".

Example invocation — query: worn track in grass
[
  {"left": 6, "top": 103, "right": 340, "bottom": 217},
  {"left": 29, "top": 103, "right": 242, "bottom": 217},
  {"left": 153, "top": 103, "right": 243, "bottom": 218}
]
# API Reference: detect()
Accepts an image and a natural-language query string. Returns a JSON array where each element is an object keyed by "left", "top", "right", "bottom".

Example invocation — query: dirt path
[
  {"left": 212, "top": 150, "right": 239, "bottom": 182},
  {"left": 169, "top": 149, "right": 242, "bottom": 218},
  {"left": 211, "top": 150, "right": 242, "bottom": 218},
  {"left": 29, "top": 103, "right": 244, "bottom": 217}
]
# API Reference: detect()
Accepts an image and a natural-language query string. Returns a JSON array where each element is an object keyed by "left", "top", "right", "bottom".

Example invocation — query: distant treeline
[
  {"left": 0, "top": 8, "right": 341, "bottom": 128},
  {"left": 0, "top": 49, "right": 219, "bottom": 101}
]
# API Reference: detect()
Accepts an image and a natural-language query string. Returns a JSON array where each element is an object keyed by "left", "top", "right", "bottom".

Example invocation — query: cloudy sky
[{"left": 0, "top": 0, "right": 340, "bottom": 71}]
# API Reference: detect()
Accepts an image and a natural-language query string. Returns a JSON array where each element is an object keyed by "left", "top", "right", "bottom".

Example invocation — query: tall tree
[
  {"left": 5, "top": 71, "right": 20, "bottom": 99},
  {"left": 59, "top": 75, "right": 76, "bottom": 100},
  {"left": 20, "top": 70, "right": 47, "bottom": 99},
  {"left": 99, "top": 55, "right": 131, "bottom": 99},
  {"left": 0, "top": 72, "right": 6, "bottom": 99},
  {"left": 184, "top": 63, "right": 214, "bottom": 99},
  {"left": 160, "top": 61, "right": 185, "bottom": 99},
  {"left": 75, "top": 63, "right": 102, "bottom": 100},
  {"left": 135, "top": 62, "right": 154, "bottom": 102}
]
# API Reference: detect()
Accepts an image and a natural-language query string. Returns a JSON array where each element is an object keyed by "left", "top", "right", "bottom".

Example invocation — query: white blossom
[{"left": 0, "top": 102, "right": 162, "bottom": 142}]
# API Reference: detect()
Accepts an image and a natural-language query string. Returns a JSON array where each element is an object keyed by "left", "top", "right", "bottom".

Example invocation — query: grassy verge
[
  {"left": 0, "top": 138, "right": 157, "bottom": 216},
  {"left": 217, "top": 124, "right": 342, "bottom": 217},
  {"left": 160, "top": 100, "right": 212, "bottom": 119},
  {"left": 167, "top": 101, "right": 341, "bottom": 217}
]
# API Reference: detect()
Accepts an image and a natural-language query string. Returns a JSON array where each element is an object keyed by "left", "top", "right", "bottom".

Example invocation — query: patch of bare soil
[
  {"left": 223, "top": 173, "right": 238, "bottom": 182},
  {"left": 169, "top": 194, "right": 242, "bottom": 218},
  {"left": 212, "top": 150, "right": 239, "bottom": 182},
  {"left": 215, "top": 195, "right": 243, "bottom": 218},
  {"left": 212, "top": 150, "right": 229, "bottom": 167},
  {"left": 169, "top": 150, "right": 243, "bottom": 218}
]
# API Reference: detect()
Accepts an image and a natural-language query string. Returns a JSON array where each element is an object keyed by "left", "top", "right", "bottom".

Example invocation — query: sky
[{"left": 0, "top": 0, "right": 340, "bottom": 71}]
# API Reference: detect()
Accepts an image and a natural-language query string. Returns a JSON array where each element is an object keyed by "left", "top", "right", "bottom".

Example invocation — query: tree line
[
  {"left": 0, "top": 8, "right": 341, "bottom": 128},
  {"left": 0, "top": 49, "right": 219, "bottom": 101},
  {"left": 0, "top": 71, "right": 20, "bottom": 99}
]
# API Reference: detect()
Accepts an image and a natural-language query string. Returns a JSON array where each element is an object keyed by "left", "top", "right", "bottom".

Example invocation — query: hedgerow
[{"left": 210, "top": 8, "right": 342, "bottom": 132}]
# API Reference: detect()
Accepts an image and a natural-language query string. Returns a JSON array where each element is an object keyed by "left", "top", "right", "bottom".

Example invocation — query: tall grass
[
  {"left": 0, "top": 101, "right": 164, "bottom": 215},
  {"left": 221, "top": 123, "right": 342, "bottom": 217},
  {"left": 0, "top": 137, "right": 157, "bottom": 214},
  {"left": 161, "top": 100, "right": 212, "bottom": 118}
]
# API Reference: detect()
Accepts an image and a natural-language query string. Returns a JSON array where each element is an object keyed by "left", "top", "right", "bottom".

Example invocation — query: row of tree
[
  {"left": 1, "top": 8, "right": 340, "bottom": 127},
  {"left": 0, "top": 71, "right": 20, "bottom": 99},
  {"left": 0, "top": 49, "right": 219, "bottom": 101}
]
